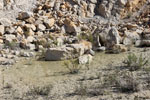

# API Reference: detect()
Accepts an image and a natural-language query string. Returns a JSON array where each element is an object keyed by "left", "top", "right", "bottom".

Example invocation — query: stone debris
[{"left": 0, "top": 0, "right": 148, "bottom": 64}]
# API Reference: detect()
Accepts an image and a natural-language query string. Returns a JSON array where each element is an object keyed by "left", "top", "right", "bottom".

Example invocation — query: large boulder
[
  {"left": 45, "top": 41, "right": 92, "bottom": 61},
  {"left": 106, "top": 27, "right": 120, "bottom": 48},
  {"left": 45, "top": 46, "right": 76, "bottom": 61}
]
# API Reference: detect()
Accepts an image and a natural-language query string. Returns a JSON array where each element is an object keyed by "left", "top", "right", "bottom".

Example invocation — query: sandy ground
[{"left": 0, "top": 47, "right": 150, "bottom": 100}]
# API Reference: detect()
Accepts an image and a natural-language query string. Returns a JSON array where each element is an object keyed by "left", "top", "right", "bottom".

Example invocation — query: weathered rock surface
[
  {"left": 45, "top": 46, "right": 75, "bottom": 61},
  {"left": 78, "top": 54, "right": 93, "bottom": 64},
  {"left": 45, "top": 41, "right": 92, "bottom": 61}
]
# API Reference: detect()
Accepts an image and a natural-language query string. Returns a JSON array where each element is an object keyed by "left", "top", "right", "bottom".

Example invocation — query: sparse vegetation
[
  {"left": 78, "top": 31, "right": 93, "bottom": 43},
  {"left": 64, "top": 59, "right": 81, "bottom": 74},
  {"left": 73, "top": 81, "right": 106, "bottom": 97},
  {"left": 115, "top": 71, "right": 141, "bottom": 93},
  {"left": 5, "top": 41, "right": 19, "bottom": 50},
  {"left": 123, "top": 53, "right": 148, "bottom": 71},
  {"left": 28, "top": 84, "right": 53, "bottom": 96}
]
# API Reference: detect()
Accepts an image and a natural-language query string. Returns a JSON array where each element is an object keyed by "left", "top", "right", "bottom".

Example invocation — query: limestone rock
[
  {"left": 64, "top": 18, "right": 81, "bottom": 35},
  {"left": 135, "top": 40, "right": 150, "bottom": 47},
  {"left": 44, "top": 18, "right": 55, "bottom": 28},
  {"left": 45, "top": 46, "right": 75, "bottom": 61},
  {"left": 78, "top": 54, "right": 93, "bottom": 64},
  {"left": 0, "top": 18, "right": 11, "bottom": 26},
  {"left": 98, "top": 4, "right": 109, "bottom": 18},
  {"left": 106, "top": 27, "right": 120, "bottom": 48},
  {"left": 24, "top": 28, "right": 34, "bottom": 37},
  {"left": 0, "top": 25, "right": 5, "bottom": 36},
  {"left": 17, "top": 26, "right": 23, "bottom": 35},
  {"left": 37, "top": 24, "right": 46, "bottom": 31}
]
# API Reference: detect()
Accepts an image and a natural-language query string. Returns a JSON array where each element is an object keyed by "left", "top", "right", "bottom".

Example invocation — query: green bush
[
  {"left": 78, "top": 31, "right": 93, "bottom": 43},
  {"left": 123, "top": 53, "right": 148, "bottom": 71},
  {"left": 64, "top": 59, "right": 81, "bottom": 74}
]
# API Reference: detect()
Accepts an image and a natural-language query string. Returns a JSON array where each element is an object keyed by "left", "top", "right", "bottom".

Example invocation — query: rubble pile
[{"left": 0, "top": 0, "right": 149, "bottom": 65}]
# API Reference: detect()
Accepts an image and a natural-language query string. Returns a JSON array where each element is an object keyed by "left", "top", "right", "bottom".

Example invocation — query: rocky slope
[{"left": 0, "top": 0, "right": 149, "bottom": 63}]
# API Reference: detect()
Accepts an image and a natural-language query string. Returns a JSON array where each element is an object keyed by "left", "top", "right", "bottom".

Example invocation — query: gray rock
[
  {"left": 123, "top": 37, "right": 133, "bottom": 46},
  {"left": 45, "top": 46, "right": 75, "bottom": 61},
  {"left": 78, "top": 54, "right": 93, "bottom": 64},
  {"left": 45, "top": 43, "right": 90, "bottom": 61},
  {"left": 26, "top": 36, "right": 35, "bottom": 43},
  {"left": 44, "top": 18, "right": 55, "bottom": 28},
  {"left": 135, "top": 40, "right": 142, "bottom": 47},
  {"left": 118, "top": 0, "right": 127, "bottom": 6},
  {"left": 5, "top": 26, "right": 15, "bottom": 34},
  {"left": 124, "top": 31, "right": 141, "bottom": 43},
  {"left": 0, "top": 25, "right": 5, "bottom": 35},
  {"left": 86, "top": 49, "right": 95, "bottom": 56},
  {"left": 106, "top": 27, "right": 120, "bottom": 48},
  {"left": 20, "top": 51, "right": 34, "bottom": 57},
  {"left": 98, "top": 4, "right": 109, "bottom": 18},
  {"left": 4, "top": 34, "right": 16, "bottom": 43},
  {"left": 96, "top": 46, "right": 106, "bottom": 51},
  {"left": 0, "top": 18, "right": 11, "bottom": 26},
  {"left": 87, "top": 4, "right": 96, "bottom": 17},
  {"left": 135, "top": 40, "right": 150, "bottom": 47},
  {"left": 18, "top": 12, "right": 32, "bottom": 20},
  {"left": 37, "top": 24, "right": 46, "bottom": 31},
  {"left": 67, "top": 44, "right": 85, "bottom": 56},
  {"left": 27, "top": 44, "right": 36, "bottom": 50}
]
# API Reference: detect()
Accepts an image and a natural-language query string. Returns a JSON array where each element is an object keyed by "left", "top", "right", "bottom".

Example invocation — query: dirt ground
[{"left": 0, "top": 47, "right": 150, "bottom": 100}]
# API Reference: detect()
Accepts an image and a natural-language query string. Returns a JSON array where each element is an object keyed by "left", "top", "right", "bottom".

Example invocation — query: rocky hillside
[{"left": 0, "top": 0, "right": 149, "bottom": 65}]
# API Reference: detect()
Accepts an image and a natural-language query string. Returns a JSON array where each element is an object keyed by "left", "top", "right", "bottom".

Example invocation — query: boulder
[
  {"left": 124, "top": 31, "right": 141, "bottom": 44},
  {"left": 45, "top": 41, "right": 92, "bottom": 61},
  {"left": 66, "top": 44, "right": 85, "bottom": 56},
  {"left": 135, "top": 40, "right": 150, "bottom": 47},
  {"left": 64, "top": 18, "right": 81, "bottom": 36},
  {"left": 45, "top": 46, "right": 75, "bottom": 61},
  {"left": 106, "top": 27, "right": 120, "bottom": 48},
  {"left": 44, "top": 18, "right": 55, "bottom": 28},
  {"left": 78, "top": 54, "right": 93, "bottom": 64}
]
